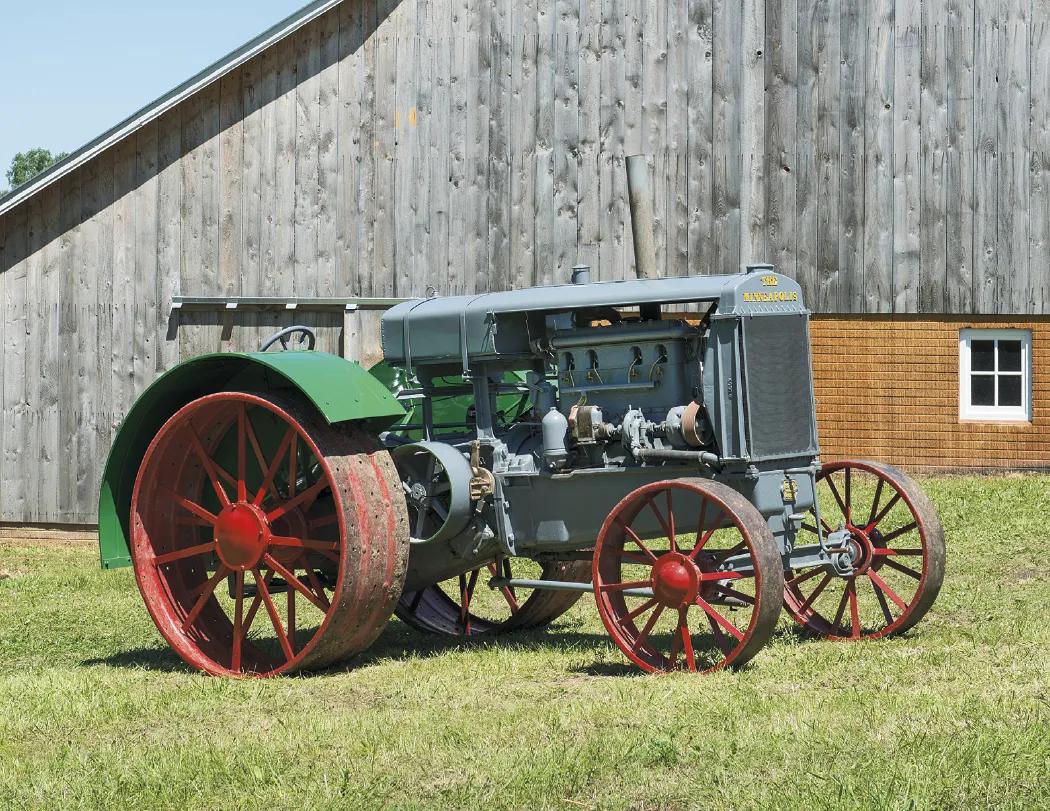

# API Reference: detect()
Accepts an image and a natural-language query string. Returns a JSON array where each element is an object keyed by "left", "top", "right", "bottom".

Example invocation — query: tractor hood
[{"left": 381, "top": 267, "right": 806, "bottom": 367}]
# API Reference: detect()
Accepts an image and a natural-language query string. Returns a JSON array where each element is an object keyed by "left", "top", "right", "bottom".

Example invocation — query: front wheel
[
  {"left": 593, "top": 478, "right": 784, "bottom": 674},
  {"left": 783, "top": 460, "right": 945, "bottom": 640}
]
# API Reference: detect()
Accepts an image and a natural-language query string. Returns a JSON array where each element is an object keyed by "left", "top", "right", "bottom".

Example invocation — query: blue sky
[{"left": 0, "top": 0, "right": 307, "bottom": 181}]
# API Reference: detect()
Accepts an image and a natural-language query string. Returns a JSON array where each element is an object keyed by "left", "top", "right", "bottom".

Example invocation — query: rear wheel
[
  {"left": 130, "top": 391, "right": 409, "bottom": 676},
  {"left": 783, "top": 460, "right": 945, "bottom": 640},
  {"left": 396, "top": 557, "right": 591, "bottom": 636}
]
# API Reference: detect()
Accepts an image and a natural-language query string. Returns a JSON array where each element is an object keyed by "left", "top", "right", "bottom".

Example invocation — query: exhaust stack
[{"left": 626, "top": 155, "right": 657, "bottom": 280}]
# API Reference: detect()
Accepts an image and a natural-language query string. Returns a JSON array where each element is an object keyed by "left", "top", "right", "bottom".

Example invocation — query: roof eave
[{"left": 0, "top": 0, "right": 343, "bottom": 218}]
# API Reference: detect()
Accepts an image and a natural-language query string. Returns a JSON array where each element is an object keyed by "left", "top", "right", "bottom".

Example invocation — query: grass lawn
[{"left": 1, "top": 473, "right": 1049, "bottom": 810}]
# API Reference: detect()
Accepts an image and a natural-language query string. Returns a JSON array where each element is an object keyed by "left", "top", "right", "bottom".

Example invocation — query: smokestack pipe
[{"left": 626, "top": 154, "right": 658, "bottom": 280}]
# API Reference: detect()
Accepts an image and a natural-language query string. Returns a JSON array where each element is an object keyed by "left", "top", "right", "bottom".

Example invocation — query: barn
[{"left": 0, "top": 0, "right": 1048, "bottom": 530}]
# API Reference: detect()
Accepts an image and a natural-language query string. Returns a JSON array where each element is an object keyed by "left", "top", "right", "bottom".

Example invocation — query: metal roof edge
[{"left": 0, "top": 0, "right": 344, "bottom": 218}]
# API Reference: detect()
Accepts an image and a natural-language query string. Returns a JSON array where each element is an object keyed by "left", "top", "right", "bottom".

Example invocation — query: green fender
[{"left": 97, "top": 351, "right": 406, "bottom": 570}]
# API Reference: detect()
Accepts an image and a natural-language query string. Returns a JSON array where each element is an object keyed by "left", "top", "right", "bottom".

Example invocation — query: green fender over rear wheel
[{"left": 98, "top": 351, "right": 406, "bottom": 570}]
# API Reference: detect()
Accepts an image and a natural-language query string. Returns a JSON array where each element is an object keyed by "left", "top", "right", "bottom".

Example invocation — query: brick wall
[{"left": 810, "top": 315, "right": 1050, "bottom": 471}]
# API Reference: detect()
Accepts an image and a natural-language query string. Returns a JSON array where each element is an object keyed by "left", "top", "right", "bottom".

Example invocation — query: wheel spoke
[
  {"left": 848, "top": 582, "right": 861, "bottom": 639},
  {"left": 181, "top": 566, "right": 229, "bottom": 632},
  {"left": 882, "top": 557, "right": 922, "bottom": 579},
  {"left": 825, "top": 475, "right": 849, "bottom": 521},
  {"left": 868, "top": 491, "right": 902, "bottom": 530},
  {"left": 868, "top": 569, "right": 909, "bottom": 611},
  {"left": 623, "top": 597, "right": 659, "bottom": 622},
  {"left": 288, "top": 584, "right": 296, "bottom": 655},
  {"left": 267, "top": 478, "right": 328, "bottom": 524},
  {"left": 786, "top": 567, "right": 824, "bottom": 589},
  {"left": 599, "top": 579, "right": 652, "bottom": 592},
  {"left": 302, "top": 565, "right": 332, "bottom": 610},
  {"left": 155, "top": 541, "right": 217, "bottom": 566},
  {"left": 707, "top": 612, "right": 732, "bottom": 654},
  {"left": 255, "top": 568, "right": 294, "bottom": 662},
  {"left": 871, "top": 574, "right": 894, "bottom": 625},
  {"left": 832, "top": 586, "right": 850, "bottom": 630},
  {"left": 236, "top": 405, "right": 248, "bottom": 503},
  {"left": 252, "top": 427, "right": 296, "bottom": 506},
  {"left": 693, "top": 499, "right": 708, "bottom": 551},
  {"left": 866, "top": 479, "right": 885, "bottom": 528},
  {"left": 263, "top": 554, "right": 331, "bottom": 613},
  {"left": 797, "top": 572, "right": 833, "bottom": 615},
  {"left": 631, "top": 604, "right": 665, "bottom": 650},
  {"left": 668, "top": 619, "right": 683, "bottom": 669},
  {"left": 431, "top": 499, "right": 449, "bottom": 522},
  {"left": 646, "top": 497, "right": 674, "bottom": 550},
  {"left": 688, "top": 526, "right": 720, "bottom": 561},
  {"left": 288, "top": 432, "right": 298, "bottom": 499},
  {"left": 308, "top": 513, "right": 339, "bottom": 530},
  {"left": 679, "top": 610, "right": 697, "bottom": 671},
  {"left": 695, "top": 596, "right": 744, "bottom": 642},
  {"left": 879, "top": 521, "right": 918, "bottom": 545},
  {"left": 187, "top": 422, "right": 232, "bottom": 508},
  {"left": 665, "top": 490, "right": 677, "bottom": 551},
  {"left": 168, "top": 492, "right": 218, "bottom": 526},
  {"left": 241, "top": 570, "right": 275, "bottom": 639},
  {"left": 243, "top": 411, "right": 272, "bottom": 491},
  {"left": 623, "top": 525, "right": 659, "bottom": 561},
  {"left": 231, "top": 571, "right": 245, "bottom": 671},
  {"left": 612, "top": 550, "right": 657, "bottom": 566},
  {"left": 270, "top": 535, "right": 339, "bottom": 553},
  {"left": 843, "top": 467, "right": 852, "bottom": 523},
  {"left": 488, "top": 561, "right": 521, "bottom": 612},
  {"left": 872, "top": 547, "right": 924, "bottom": 557},
  {"left": 699, "top": 571, "right": 747, "bottom": 582}
]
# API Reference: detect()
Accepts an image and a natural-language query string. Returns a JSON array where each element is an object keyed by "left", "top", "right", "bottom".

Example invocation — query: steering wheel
[{"left": 258, "top": 325, "right": 317, "bottom": 352}]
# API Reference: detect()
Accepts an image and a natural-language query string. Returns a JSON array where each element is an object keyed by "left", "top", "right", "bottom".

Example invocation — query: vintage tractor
[{"left": 97, "top": 262, "right": 946, "bottom": 676}]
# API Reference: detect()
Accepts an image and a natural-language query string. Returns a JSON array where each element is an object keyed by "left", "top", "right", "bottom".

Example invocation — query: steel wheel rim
[
  {"left": 593, "top": 480, "right": 773, "bottom": 674},
  {"left": 784, "top": 460, "right": 938, "bottom": 640},
  {"left": 130, "top": 392, "right": 349, "bottom": 676}
]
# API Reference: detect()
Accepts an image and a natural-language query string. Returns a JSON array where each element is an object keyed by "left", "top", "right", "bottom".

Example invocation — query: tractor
[{"left": 97, "top": 261, "right": 945, "bottom": 675}]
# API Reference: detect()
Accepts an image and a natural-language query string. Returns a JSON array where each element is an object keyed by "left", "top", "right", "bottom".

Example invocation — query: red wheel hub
[
  {"left": 844, "top": 525, "right": 874, "bottom": 574},
  {"left": 650, "top": 552, "right": 701, "bottom": 607},
  {"left": 214, "top": 503, "right": 271, "bottom": 571}
]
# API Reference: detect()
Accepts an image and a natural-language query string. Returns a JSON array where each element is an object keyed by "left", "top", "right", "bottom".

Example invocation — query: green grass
[{"left": 2, "top": 473, "right": 1050, "bottom": 810}]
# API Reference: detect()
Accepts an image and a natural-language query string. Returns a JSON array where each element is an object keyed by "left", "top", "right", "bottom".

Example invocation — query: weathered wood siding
[{"left": 1, "top": 0, "right": 1049, "bottom": 522}]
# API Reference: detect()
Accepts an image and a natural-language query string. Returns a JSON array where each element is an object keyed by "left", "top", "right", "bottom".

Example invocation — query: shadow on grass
[{"left": 81, "top": 620, "right": 813, "bottom": 678}]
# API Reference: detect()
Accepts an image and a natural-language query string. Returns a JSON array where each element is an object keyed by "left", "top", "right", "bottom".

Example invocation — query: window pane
[
  {"left": 999, "top": 375, "right": 1023, "bottom": 407},
  {"left": 971, "top": 374, "right": 995, "bottom": 406},
  {"left": 970, "top": 340, "right": 995, "bottom": 371},
  {"left": 998, "top": 340, "right": 1022, "bottom": 372}
]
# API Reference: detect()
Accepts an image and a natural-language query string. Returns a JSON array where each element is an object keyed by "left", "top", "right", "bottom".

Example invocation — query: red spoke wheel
[
  {"left": 783, "top": 460, "right": 945, "bottom": 640},
  {"left": 593, "top": 478, "right": 783, "bottom": 674},
  {"left": 396, "top": 557, "right": 591, "bottom": 636},
  {"left": 130, "top": 391, "right": 409, "bottom": 676}
]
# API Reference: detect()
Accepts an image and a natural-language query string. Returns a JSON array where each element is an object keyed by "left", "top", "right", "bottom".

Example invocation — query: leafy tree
[{"left": 5, "top": 148, "right": 69, "bottom": 190}]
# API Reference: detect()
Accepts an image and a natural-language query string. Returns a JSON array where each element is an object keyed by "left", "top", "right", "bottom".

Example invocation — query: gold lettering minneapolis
[{"left": 743, "top": 291, "right": 800, "bottom": 303}]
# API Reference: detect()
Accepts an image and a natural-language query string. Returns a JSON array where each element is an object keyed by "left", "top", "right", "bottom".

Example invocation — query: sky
[{"left": 0, "top": 0, "right": 308, "bottom": 181}]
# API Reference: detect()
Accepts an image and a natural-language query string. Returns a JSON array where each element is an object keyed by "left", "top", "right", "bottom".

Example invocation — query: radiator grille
[{"left": 742, "top": 315, "right": 819, "bottom": 460}]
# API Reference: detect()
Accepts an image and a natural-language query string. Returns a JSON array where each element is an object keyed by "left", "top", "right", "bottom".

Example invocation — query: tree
[{"left": 5, "top": 148, "right": 69, "bottom": 191}]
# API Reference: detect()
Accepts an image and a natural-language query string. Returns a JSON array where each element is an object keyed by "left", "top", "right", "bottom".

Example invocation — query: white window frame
[{"left": 958, "top": 328, "right": 1032, "bottom": 423}]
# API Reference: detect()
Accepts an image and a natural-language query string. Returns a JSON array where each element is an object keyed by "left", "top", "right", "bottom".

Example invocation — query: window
[{"left": 959, "top": 329, "right": 1032, "bottom": 422}]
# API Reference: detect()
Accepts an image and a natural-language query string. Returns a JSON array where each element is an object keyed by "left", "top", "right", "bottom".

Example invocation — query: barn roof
[{"left": 0, "top": 0, "right": 343, "bottom": 218}]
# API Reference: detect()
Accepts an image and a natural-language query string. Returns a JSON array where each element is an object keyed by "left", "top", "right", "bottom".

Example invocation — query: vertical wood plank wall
[{"left": 1, "top": 0, "right": 1049, "bottom": 523}]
